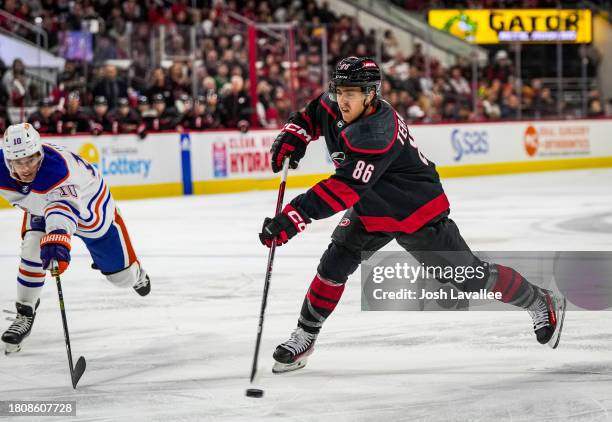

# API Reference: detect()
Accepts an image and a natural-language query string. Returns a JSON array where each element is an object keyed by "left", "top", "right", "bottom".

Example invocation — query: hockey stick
[
  {"left": 51, "top": 260, "right": 86, "bottom": 389},
  {"left": 248, "top": 159, "right": 291, "bottom": 388}
]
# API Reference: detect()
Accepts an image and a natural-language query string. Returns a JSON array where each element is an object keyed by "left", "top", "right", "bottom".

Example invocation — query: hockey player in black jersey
[{"left": 259, "top": 57, "right": 566, "bottom": 374}]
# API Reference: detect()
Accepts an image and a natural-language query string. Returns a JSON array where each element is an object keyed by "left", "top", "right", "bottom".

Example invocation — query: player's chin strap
[{"left": 356, "top": 89, "right": 377, "bottom": 121}]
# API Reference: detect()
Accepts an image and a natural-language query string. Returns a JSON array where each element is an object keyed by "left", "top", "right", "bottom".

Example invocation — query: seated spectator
[
  {"left": 382, "top": 29, "right": 400, "bottom": 61},
  {"left": 146, "top": 93, "right": 180, "bottom": 131},
  {"left": 199, "top": 76, "right": 217, "bottom": 97},
  {"left": 588, "top": 99, "right": 604, "bottom": 117},
  {"left": 407, "top": 43, "right": 426, "bottom": 72},
  {"left": 92, "top": 64, "right": 129, "bottom": 109},
  {"left": 533, "top": 87, "right": 556, "bottom": 118},
  {"left": 204, "top": 90, "right": 222, "bottom": 128},
  {"left": 168, "top": 62, "right": 190, "bottom": 101},
  {"left": 3, "top": 59, "right": 31, "bottom": 107},
  {"left": 178, "top": 95, "right": 218, "bottom": 131},
  {"left": 383, "top": 51, "right": 409, "bottom": 83},
  {"left": 219, "top": 75, "right": 251, "bottom": 131},
  {"left": 482, "top": 91, "right": 501, "bottom": 119},
  {"left": 174, "top": 93, "right": 193, "bottom": 115},
  {"left": 91, "top": 96, "right": 114, "bottom": 135},
  {"left": 108, "top": 97, "right": 145, "bottom": 137},
  {"left": 256, "top": 80, "right": 278, "bottom": 128},
  {"left": 484, "top": 50, "right": 513, "bottom": 84},
  {"left": 501, "top": 94, "right": 520, "bottom": 119},
  {"left": 137, "top": 95, "right": 155, "bottom": 119},
  {"left": 28, "top": 97, "right": 61, "bottom": 134},
  {"left": 57, "top": 91, "right": 93, "bottom": 134},
  {"left": 146, "top": 68, "right": 174, "bottom": 108},
  {"left": 403, "top": 66, "right": 423, "bottom": 102},
  {"left": 448, "top": 66, "right": 471, "bottom": 100}
]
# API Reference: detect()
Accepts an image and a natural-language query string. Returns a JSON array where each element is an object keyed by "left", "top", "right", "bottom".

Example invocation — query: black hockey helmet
[
  {"left": 94, "top": 96, "right": 108, "bottom": 106},
  {"left": 329, "top": 56, "right": 381, "bottom": 103}
]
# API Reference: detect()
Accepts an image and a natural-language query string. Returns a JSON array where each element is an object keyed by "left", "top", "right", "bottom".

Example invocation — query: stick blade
[{"left": 71, "top": 356, "right": 86, "bottom": 389}]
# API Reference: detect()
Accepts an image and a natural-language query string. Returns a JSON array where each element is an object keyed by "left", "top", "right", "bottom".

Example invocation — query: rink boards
[{"left": 1, "top": 118, "right": 611, "bottom": 208}]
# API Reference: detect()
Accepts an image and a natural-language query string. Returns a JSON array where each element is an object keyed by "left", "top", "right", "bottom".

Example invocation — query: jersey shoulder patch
[
  {"left": 31, "top": 145, "right": 70, "bottom": 194},
  {"left": 341, "top": 103, "right": 398, "bottom": 155}
]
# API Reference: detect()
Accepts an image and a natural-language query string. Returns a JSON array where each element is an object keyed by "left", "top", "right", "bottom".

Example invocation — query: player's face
[
  {"left": 40, "top": 105, "right": 52, "bottom": 118},
  {"left": 8, "top": 153, "right": 42, "bottom": 183},
  {"left": 336, "top": 86, "right": 368, "bottom": 123},
  {"left": 94, "top": 104, "right": 107, "bottom": 116}
]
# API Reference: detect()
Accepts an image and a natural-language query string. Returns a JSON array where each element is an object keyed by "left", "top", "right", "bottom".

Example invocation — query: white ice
[{"left": 1, "top": 169, "right": 611, "bottom": 422}]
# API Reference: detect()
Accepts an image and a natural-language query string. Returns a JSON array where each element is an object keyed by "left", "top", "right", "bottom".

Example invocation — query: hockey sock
[
  {"left": 298, "top": 273, "right": 345, "bottom": 333},
  {"left": 488, "top": 264, "right": 539, "bottom": 308}
]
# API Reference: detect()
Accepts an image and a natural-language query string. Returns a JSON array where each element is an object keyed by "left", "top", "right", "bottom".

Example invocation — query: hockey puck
[{"left": 245, "top": 388, "right": 264, "bottom": 398}]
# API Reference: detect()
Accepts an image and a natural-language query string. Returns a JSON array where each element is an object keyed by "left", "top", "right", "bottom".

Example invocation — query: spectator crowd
[{"left": 0, "top": 0, "right": 608, "bottom": 137}]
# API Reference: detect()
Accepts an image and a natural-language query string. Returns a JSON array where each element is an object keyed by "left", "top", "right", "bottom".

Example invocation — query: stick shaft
[
  {"left": 249, "top": 159, "right": 290, "bottom": 383},
  {"left": 52, "top": 261, "right": 77, "bottom": 388}
]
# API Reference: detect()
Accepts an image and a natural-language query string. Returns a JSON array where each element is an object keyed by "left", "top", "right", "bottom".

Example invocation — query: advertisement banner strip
[
  {"left": 428, "top": 9, "right": 592, "bottom": 44},
  {"left": 2, "top": 155, "right": 611, "bottom": 209}
]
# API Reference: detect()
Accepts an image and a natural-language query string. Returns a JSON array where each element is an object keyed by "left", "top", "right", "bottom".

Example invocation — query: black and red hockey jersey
[{"left": 288, "top": 93, "right": 449, "bottom": 233}]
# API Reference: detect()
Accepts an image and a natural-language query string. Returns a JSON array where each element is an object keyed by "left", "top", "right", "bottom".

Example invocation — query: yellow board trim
[
  {"left": 108, "top": 183, "right": 183, "bottom": 200},
  {"left": 192, "top": 174, "right": 330, "bottom": 194},
  {"left": 195, "top": 156, "right": 612, "bottom": 194},
  {"left": 1, "top": 157, "right": 611, "bottom": 208},
  {"left": 0, "top": 183, "right": 183, "bottom": 209},
  {"left": 437, "top": 156, "right": 612, "bottom": 178}
]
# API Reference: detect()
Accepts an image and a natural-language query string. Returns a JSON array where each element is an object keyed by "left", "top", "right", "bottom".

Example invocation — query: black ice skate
[
  {"left": 528, "top": 289, "right": 566, "bottom": 349},
  {"left": 2, "top": 300, "right": 40, "bottom": 355},
  {"left": 133, "top": 272, "right": 151, "bottom": 297},
  {"left": 272, "top": 327, "right": 317, "bottom": 373}
]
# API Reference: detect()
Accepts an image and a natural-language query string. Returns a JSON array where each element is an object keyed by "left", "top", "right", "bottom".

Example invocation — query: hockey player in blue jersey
[{"left": 0, "top": 123, "right": 151, "bottom": 354}]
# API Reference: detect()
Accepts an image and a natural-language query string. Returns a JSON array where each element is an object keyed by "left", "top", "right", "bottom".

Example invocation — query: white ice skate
[
  {"left": 528, "top": 290, "right": 566, "bottom": 349},
  {"left": 272, "top": 327, "right": 317, "bottom": 374}
]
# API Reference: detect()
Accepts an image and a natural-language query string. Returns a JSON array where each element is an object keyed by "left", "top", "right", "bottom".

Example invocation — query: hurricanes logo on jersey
[{"left": 330, "top": 152, "right": 345, "bottom": 168}]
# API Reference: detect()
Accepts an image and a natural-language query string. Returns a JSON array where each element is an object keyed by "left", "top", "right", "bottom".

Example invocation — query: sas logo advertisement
[
  {"left": 78, "top": 143, "right": 152, "bottom": 178},
  {"left": 523, "top": 125, "right": 591, "bottom": 157},
  {"left": 451, "top": 129, "right": 489, "bottom": 161}
]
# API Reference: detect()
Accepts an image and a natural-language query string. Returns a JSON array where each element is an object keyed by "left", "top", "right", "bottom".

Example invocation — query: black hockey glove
[
  {"left": 259, "top": 204, "right": 311, "bottom": 247},
  {"left": 270, "top": 122, "right": 313, "bottom": 173}
]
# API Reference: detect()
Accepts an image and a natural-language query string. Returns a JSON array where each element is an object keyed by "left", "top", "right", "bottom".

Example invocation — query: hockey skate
[
  {"left": 2, "top": 300, "right": 40, "bottom": 355},
  {"left": 133, "top": 271, "right": 151, "bottom": 297},
  {"left": 528, "top": 289, "right": 566, "bottom": 349},
  {"left": 272, "top": 327, "right": 317, "bottom": 374}
]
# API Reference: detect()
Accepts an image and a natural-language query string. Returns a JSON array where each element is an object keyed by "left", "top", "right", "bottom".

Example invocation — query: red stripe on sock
[
  {"left": 19, "top": 268, "right": 45, "bottom": 278},
  {"left": 310, "top": 274, "right": 345, "bottom": 301},
  {"left": 493, "top": 264, "right": 522, "bottom": 303},
  {"left": 306, "top": 291, "right": 337, "bottom": 311}
]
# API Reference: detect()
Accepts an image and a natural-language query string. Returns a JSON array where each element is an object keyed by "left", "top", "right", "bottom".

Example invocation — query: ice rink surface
[{"left": 1, "top": 169, "right": 611, "bottom": 422}]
